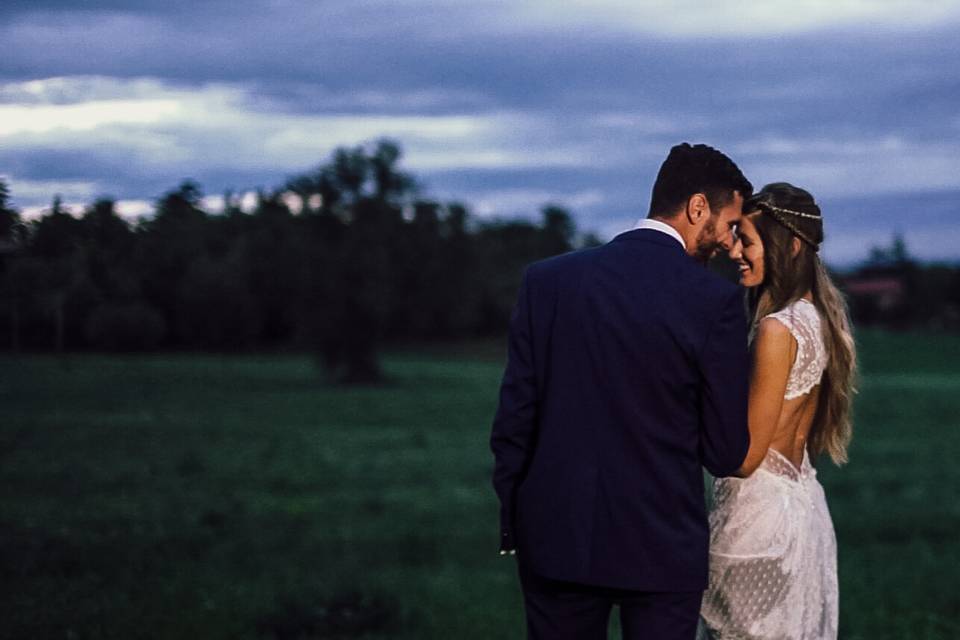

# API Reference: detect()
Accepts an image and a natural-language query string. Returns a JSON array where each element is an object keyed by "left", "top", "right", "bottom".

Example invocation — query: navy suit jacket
[{"left": 490, "top": 228, "right": 750, "bottom": 591}]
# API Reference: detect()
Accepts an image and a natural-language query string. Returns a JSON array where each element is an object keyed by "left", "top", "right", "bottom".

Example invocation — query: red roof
[{"left": 843, "top": 277, "right": 904, "bottom": 296}]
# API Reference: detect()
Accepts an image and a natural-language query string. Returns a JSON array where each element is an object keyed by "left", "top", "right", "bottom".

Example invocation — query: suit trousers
[{"left": 517, "top": 559, "right": 702, "bottom": 640}]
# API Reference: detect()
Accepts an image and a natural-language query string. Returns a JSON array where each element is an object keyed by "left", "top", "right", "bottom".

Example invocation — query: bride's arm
[{"left": 734, "top": 317, "right": 795, "bottom": 477}]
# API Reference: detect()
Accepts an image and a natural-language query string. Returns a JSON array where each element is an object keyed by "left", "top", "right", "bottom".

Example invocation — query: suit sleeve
[
  {"left": 490, "top": 268, "right": 538, "bottom": 552},
  {"left": 698, "top": 286, "right": 750, "bottom": 477}
]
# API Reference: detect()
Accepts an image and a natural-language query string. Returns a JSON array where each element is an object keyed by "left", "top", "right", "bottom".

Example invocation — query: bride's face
[{"left": 730, "top": 213, "right": 764, "bottom": 287}]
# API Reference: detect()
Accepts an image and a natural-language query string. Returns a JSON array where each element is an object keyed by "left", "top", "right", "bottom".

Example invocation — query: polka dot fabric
[
  {"left": 698, "top": 299, "right": 837, "bottom": 639},
  {"left": 698, "top": 449, "right": 838, "bottom": 639}
]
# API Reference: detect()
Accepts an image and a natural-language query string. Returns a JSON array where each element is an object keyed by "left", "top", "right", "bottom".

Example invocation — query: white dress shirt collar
[{"left": 633, "top": 217, "right": 686, "bottom": 250}]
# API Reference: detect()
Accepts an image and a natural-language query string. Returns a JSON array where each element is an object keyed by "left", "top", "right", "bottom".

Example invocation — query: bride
[{"left": 698, "top": 183, "right": 857, "bottom": 639}]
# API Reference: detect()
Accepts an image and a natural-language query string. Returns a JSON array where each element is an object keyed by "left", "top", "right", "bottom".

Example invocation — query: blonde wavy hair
[{"left": 745, "top": 183, "right": 857, "bottom": 465}]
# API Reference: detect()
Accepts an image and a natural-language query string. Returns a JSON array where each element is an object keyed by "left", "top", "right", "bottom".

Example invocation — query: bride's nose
[{"left": 729, "top": 238, "right": 743, "bottom": 261}]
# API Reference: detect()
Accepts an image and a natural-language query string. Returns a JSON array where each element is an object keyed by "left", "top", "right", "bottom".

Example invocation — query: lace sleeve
[{"left": 765, "top": 300, "right": 827, "bottom": 400}]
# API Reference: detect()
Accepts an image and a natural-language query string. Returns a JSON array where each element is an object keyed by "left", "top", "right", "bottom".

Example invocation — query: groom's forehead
[
  {"left": 718, "top": 192, "right": 744, "bottom": 216},
  {"left": 731, "top": 192, "right": 746, "bottom": 216}
]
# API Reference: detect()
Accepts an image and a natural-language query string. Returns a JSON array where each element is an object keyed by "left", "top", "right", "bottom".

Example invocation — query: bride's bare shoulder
[
  {"left": 751, "top": 318, "right": 797, "bottom": 393},
  {"left": 755, "top": 316, "right": 795, "bottom": 353}
]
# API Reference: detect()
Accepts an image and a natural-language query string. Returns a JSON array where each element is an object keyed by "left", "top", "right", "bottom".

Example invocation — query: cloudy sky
[{"left": 2, "top": 0, "right": 959, "bottom": 265}]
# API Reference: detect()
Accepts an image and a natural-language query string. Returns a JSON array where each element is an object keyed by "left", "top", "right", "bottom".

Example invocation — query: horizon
[{"left": 9, "top": 175, "right": 952, "bottom": 272}]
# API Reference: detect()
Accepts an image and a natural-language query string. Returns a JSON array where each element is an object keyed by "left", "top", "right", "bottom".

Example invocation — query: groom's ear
[{"left": 685, "top": 193, "right": 709, "bottom": 225}]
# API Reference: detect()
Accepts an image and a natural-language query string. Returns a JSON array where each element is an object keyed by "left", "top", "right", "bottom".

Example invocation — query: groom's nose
[{"left": 719, "top": 228, "right": 734, "bottom": 251}]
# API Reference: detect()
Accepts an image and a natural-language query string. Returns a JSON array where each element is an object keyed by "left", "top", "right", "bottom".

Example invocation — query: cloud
[
  {"left": 0, "top": 77, "right": 633, "bottom": 203},
  {"left": 3, "top": 176, "right": 98, "bottom": 202},
  {"left": 114, "top": 199, "right": 153, "bottom": 219},
  {"left": 448, "top": 188, "right": 607, "bottom": 219},
  {"left": 6, "top": 1, "right": 958, "bottom": 39},
  {"left": 736, "top": 135, "right": 960, "bottom": 197},
  {"left": 0, "top": 75, "right": 171, "bottom": 104},
  {"left": 0, "top": 78, "right": 554, "bottom": 185},
  {"left": 0, "top": 99, "right": 181, "bottom": 135},
  {"left": 505, "top": 0, "right": 960, "bottom": 37},
  {"left": 0, "top": 2, "right": 958, "bottom": 264}
]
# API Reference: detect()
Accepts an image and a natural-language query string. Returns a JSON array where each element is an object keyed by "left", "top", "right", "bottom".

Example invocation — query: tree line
[
  {"left": 3, "top": 139, "right": 957, "bottom": 381},
  {"left": 840, "top": 235, "right": 960, "bottom": 333},
  {"left": 0, "top": 140, "right": 599, "bottom": 381}
]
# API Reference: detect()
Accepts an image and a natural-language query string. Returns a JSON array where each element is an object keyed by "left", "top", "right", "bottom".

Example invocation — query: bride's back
[
  {"left": 770, "top": 386, "right": 820, "bottom": 469},
  {"left": 761, "top": 297, "right": 828, "bottom": 469}
]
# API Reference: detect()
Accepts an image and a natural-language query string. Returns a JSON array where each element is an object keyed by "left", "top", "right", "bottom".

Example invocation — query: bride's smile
[{"left": 730, "top": 214, "right": 765, "bottom": 288}]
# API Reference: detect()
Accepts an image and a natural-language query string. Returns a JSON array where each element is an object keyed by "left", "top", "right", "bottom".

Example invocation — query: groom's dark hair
[{"left": 648, "top": 143, "right": 752, "bottom": 219}]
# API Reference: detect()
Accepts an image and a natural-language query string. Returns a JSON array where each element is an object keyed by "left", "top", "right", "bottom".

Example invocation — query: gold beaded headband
[
  {"left": 755, "top": 201, "right": 821, "bottom": 250},
  {"left": 762, "top": 203, "right": 822, "bottom": 221}
]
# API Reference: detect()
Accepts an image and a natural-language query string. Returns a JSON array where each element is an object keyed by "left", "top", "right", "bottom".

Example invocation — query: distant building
[
  {"left": 841, "top": 266, "right": 907, "bottom": 311},
  {"left": 839, "top": 235, "right": 915, "bottom": 327}
]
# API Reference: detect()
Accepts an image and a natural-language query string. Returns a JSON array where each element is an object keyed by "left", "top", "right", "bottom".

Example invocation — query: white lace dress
[{"left": 699, "top": 299, "right": 838, "bottom": 640}]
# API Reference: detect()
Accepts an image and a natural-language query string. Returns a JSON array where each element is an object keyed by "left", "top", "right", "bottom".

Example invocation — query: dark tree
[
  {"left": 137, "top": 181, "right": 210, "bottom": 344},
  {"left": 81, "top": 199, "right": 138, "bottom": 298},
  {"left": 539, "top": 205, "right": 576, "bottom": 257},
  {"left": 0, "top": 180, "right": 27, "bottom": 350},
  {"left": 177, "top": 250, "right": 261, "bottom": 350},
  {"left": 3, "top": 139, "right": 608, "bottom": 358},
  {"left": 243, "top": 191, "right": 303, "bottom": 344},
  {"left": 31, "top": 196, "right": 92, "bottom": 352}
]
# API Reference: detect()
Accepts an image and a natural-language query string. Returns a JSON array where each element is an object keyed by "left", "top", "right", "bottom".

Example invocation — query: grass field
[{"left": 1, "top": 330, "right": 958, "bottom": 639}]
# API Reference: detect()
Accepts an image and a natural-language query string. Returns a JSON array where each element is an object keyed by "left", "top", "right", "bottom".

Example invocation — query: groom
[{"left": 490, "top": 143, "right": 753, "bottom": 639}]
